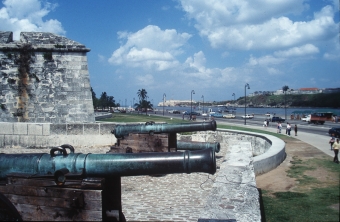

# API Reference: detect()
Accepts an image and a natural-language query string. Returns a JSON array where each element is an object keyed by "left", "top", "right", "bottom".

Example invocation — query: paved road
[{"left": 151, "top": 111, "right": 336, "bottom": 158}]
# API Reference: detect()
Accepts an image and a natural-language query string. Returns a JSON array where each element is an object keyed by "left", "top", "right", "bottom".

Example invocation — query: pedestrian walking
[
  {"left": 329, "top": 134, "right": 335, "bottom": 150},
  {"left": 294, "top": 124, "right": 298, "bottom": 136},
  {"left": 263, "top": 120, "right": 267, "bottom": 127},
  {"left": 287, "top": 123, "right": 291, "bottom": 136},
  {"left": 332, "top": 138, "right": 339, "bottom": 164},
  {"left": 267, "top": 119, "right": 269, "bottom": 127},
  {"left": 279, "top": 122, "right": 282, "bottom": 133}
]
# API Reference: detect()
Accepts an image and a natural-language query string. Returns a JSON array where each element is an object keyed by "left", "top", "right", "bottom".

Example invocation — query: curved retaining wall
[
  {"left": 181, "top": 129, "right": 286, "bottom": 176},
  {"left": 217, "top": 129, "right": 286, "bottom": 176}
]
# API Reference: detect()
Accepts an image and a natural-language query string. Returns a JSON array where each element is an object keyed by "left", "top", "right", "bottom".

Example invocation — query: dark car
[
  {"left": 271, "top": 117, "right": 285, "bottom": 122},
  {"left": 184, "top": 111, "right": 200, "bottom": 116},
  {"left": 173, "top": 110, "right": 181, "bottom": 114},
  {"left": 328, "top": 127, "right": 340, "bottom": 138}
]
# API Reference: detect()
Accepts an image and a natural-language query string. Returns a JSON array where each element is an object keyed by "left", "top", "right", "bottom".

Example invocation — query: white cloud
[
  {"left": 180, "top": 0, "right": 338, "bottom": 50},
  {"left": 0, "top": 0, "right": 65, "bottom": 40},
  {"left": 248, "top": 55, "right": 285, "bottom": 66},
  {"left": 274, "top": 44, "right": 319, "bottom": 57},
  {"left": 108, "top": 25, "right": 191, "bottom": 71}
]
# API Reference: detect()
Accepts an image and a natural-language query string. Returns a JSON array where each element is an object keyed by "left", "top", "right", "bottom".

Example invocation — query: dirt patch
[{"left": 256, "top": 138, "right": 335, "bottom": 193}]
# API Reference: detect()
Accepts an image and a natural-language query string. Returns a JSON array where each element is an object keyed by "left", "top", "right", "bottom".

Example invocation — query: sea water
[{"left": 156, "top": 106, "right": 340, "bottom": 117}]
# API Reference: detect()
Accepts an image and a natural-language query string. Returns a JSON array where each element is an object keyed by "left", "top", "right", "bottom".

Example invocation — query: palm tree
[
  {"left": 282, "top": 85, "right": 289, "bottom": 120},
  {"left": 137, "top": 89, "right": 149, "bottom": 115}
]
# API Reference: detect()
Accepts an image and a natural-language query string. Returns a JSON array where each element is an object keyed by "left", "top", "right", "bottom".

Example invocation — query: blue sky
[{"left": 1, "top": 0, "right": 339, "bottom": 106}]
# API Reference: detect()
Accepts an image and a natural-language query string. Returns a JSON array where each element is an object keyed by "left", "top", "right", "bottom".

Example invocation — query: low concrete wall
[
  {"left": 180, "top": 129, "right": 286, "bottom": 176},
  {"left": 0, "top": 122, "right": 117, "bottom": 148}
]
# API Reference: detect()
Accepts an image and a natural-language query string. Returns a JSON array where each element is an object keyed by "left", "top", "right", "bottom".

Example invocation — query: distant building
[
  {"left": 299, "top": 88, "right": 321, "bottom": 94},
  {"left": 321, "top": 88, "right": 340, "bottom": 93}
]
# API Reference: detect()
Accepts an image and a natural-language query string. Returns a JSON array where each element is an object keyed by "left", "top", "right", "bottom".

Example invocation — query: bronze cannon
[
  {"left": 0, "top": 144, "right": 216, "bottom": 221},
  {"left": 177, "top": 141, "right": 220, "bottom": 153}
]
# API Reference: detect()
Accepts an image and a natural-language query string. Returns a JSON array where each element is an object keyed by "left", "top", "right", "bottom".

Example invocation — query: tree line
[{"left": 91, "top": 88, "right": 153, "bottom": 112}]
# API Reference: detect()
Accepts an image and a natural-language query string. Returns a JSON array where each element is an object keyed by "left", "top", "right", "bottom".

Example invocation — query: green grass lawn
[
  {"left": 261, "top": 157, "right": 339, "bottom": 222},
  {"left": 99, "top": 113, "right": 339, "bottom": 221}
]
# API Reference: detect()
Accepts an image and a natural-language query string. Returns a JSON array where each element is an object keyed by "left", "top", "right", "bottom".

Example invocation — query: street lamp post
[
  {"left": 163, "top": 93, "right": 166, "bottom": 116},
  {"left": 244, "top": 83, "right": 250, "bottom": 125},
  {"left": 201, "top": 95, "right": 204, "bottom": 114},
  {"left": 232, "top": 93, "right": 235, "bottom": 113},
  {"left": 133, "top": 98, "right": 135, "bottom": 110},
  {"left": 191, "top": 90, "right": 195, "bottom": 120},
  {"left": 282, "top": 85, "right": 289, "bottom": 120}
]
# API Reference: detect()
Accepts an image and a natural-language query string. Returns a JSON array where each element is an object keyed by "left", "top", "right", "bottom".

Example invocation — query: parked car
[
  {"left": 328, "top": 127, "right": 340, "bottom": 138},
  {"left": 202, "top": 113, "right": 208, "bottom": 117},
  {"left": 184, "top": 111, "right": 200, "bottom": 116},
  {"left": 242, "top": 114, "right": 253, "bottom": 119},
  {"left": 271, "top": 116, "right": 285, "bottom": 122},
  {"left": 190, "top": 111, "right": 201, "bottom": 116},
  {"left": 173, "top": 110, "right": 181, "bottom": 114},
  {"left": 223, "top": 114, "right": 236, "bottom": 119},
  {"left": 210, "top": 113, "right": 223, "bottom": 118},
  {"left": 301, "top": 115, "right": 309, "bottom": 121}
]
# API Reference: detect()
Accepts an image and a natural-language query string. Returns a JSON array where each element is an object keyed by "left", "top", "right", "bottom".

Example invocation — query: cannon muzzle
[
  {"left": 112, "top": 120, "right": 217, "bottom": 138},
  {"left": 0, "top": 146, "right": 216, "bottom": 180},
  {"left": 177, "top": 141, "right": 220, "bottom": 153}
]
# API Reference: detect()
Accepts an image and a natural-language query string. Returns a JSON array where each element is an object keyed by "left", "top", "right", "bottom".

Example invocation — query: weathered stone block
[
  {"left": 50, "top": 124, "right": 67, "bottom": 135},
  {"left": 99, "top": 123, "right": 116, "bottom": 135},
  {"left": 0, "top": 135, "right": 4, "bottom": 147},
  {"left": 4, "top": 135, "right": 19, "bottom": 147},
  {"left": 83, "top": 123, "right": 99, "bottom": 134},
  {"left": 66, "top": 123, "right": 83, "bottom": 135},
  {"left": 13, "top": 123, "right": 28, "bottom": 135},
  {"left": 0, "top": 122, "right": 13, "bottom": 134},
  {"left": 42, "top": 123, "right": 50, "bottom": 136},
  {"left": 28, "top": 124, "right": 43, "bottom": 135}
]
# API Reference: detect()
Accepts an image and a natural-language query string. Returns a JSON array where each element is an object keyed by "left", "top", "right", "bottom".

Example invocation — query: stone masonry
[{"left": 0, "top": 31, "right": 94, "bottom": 123}]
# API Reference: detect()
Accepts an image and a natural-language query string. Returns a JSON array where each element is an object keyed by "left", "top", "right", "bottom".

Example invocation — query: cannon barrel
[
  {"left": 112, "top": 120, "right": 217, "bottom": 138},
  {"left": 177, "top": 141, "right": 220, "bottom": 153},
  {"left": 0, "top": 147, "right": 216, "bottom": 180}
]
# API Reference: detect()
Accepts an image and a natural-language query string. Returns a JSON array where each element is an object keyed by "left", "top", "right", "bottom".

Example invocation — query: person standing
[
  {"left": 287, "top": 123, "right": 291, "bottom": 136},
  {"left": 329, "top": 134, "right": 335, "bottom": 150},
  {"left": 294, "top": 124, "right": 298, "bottom": 136},
  {"left": 332, "top": 138, "right": 339, "bottom": 164},
  {"left": 263, "top": 120, "right": 267, "bottom": 127}
]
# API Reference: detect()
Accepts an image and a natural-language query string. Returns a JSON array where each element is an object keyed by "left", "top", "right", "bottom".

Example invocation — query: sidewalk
[{"left": 224, "top": 122, "right": 333, "bottom": 157}]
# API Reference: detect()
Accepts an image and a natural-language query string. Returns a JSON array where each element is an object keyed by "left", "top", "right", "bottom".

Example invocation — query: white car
[
  {"left": 202, "top": 113, "right": 208, "bottom": 117},
  {"left": 301, "top": 115, "right": 311, "bottom": 122},
  {"left": 242, "top": 114, "right": 253, "bottom": 119},
  {"left": 223, "top": 114, "right": 236, "bottom": 118}
]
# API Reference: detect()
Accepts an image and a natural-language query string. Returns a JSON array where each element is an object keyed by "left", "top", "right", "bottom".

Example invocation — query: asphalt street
[{"left": 151, "top": 111, "right": 336, "bottom": 157}]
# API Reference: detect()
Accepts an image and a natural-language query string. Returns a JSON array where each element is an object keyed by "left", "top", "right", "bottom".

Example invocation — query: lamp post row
[{"left": 244, "top": 83, "right": 250, "bottom": 125}]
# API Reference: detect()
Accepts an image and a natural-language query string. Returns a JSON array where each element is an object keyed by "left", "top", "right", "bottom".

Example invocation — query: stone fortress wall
[{"left": 0, "top": 31, "right": 95, "bottom": 123}]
